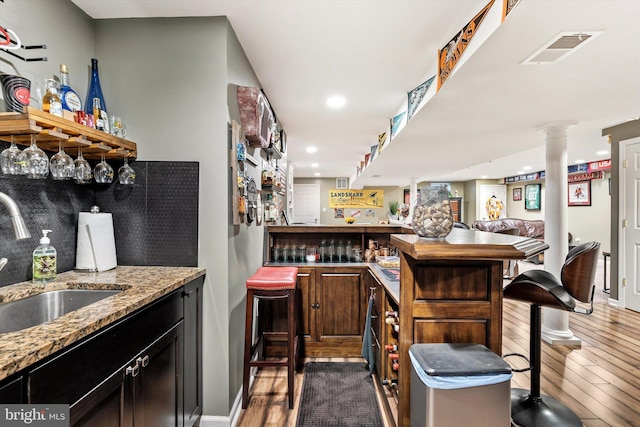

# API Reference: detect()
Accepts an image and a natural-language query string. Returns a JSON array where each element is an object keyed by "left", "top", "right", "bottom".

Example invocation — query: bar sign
[{"left": 0, "top": 405, "right": 69, "bottom": 426}]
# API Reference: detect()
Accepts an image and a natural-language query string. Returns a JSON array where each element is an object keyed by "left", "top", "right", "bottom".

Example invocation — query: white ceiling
[{"left": 70, "top": 0, "right": 637, "bottom": 188}]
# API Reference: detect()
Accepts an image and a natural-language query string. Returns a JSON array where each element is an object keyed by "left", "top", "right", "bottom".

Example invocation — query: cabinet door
[
  {"left": 134, "top": 322, "right": 184, "bottom": 427},
  {"left": 0, "top": 376, "right": 23, "bottom": 403},
  {"left": 71, "top": 370, "right": 128, "bottom": 427},
  {"left": 183, "top": 277, "right": 204, "bottom": 427},
  {"left": 297, "top": 268, "right": 316, "bottom": 341},
  {"left": 316, "top": 269, "right": 363, "bottom": 352}
]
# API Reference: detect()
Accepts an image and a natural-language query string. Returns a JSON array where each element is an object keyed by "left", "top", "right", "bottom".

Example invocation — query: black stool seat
[{"left": 504, "top": 241, "right": 600, "bottom": 427}]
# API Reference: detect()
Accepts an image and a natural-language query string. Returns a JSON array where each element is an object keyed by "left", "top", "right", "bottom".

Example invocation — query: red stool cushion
[{"left": 246, "top": 266, "right": 298, "bottom": 290}]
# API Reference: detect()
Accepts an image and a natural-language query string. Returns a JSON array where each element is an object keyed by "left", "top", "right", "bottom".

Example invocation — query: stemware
[
  {"left": 49, "top": 141, "right": 74, "bottom": 180},
  {"left": 118, "top": 152, "right": 136, "bottom": 185},
  {"left": 74, "top": 149, "right": 92, "bottom": 184},
  {"left": 94, "top": 153, "right": 114, "bottom": 184},
  {"left": 0, "top": 135, "right": 24, "bottom": 175},
  {"left": 20, "top": 135, "right": 49, "bottom": 179}
]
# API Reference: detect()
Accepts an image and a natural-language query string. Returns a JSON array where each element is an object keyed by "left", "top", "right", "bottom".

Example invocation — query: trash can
[{"left": 409, "top": 343, "right": 512, "bottom": 427}]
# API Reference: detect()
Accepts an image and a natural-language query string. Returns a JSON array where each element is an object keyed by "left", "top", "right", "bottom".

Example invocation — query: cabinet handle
[
  {"left": 141, "top": 355, "right": 150, "bottom": 367},
  {"left": 298, "top": 273, "right": 310, "bottom": 278},
  {"left": 126, "top": 364, "right": 140, "bottom": 377}
]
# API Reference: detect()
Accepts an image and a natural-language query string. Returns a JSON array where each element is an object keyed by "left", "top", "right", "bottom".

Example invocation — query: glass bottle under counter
[
  {"left": 328, "top": 240, "right": 336, "bottom": 262},
  {"left": 319, "top": 240, "right": 327, "bottom": 263},
  {"left": 337, "top": 241, "right": 345, "bottom": 262}
]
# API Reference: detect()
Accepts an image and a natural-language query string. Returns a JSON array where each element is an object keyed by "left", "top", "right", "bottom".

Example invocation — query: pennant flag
[
  {"left": 391, "top": 111, "right": 406, "bottom": 140},
  {"left": 407, "top": 76, "right": 435, "bottom": 121},
  {"left": 502, "top": 0, "right": 521, "bottom": 21},
  {"left": 437, "top": 0, "right": 495, "bottom": 90}
]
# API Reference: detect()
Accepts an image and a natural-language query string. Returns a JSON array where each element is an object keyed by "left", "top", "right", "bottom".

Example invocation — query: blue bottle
[{"left": 84, "top": 58, "right": 107, "bottom": 115}]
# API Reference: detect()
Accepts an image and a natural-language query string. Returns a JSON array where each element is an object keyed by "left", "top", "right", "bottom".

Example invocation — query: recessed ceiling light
[
  {"left": 311, "top": 163, "right": 319, "bottom": 168},
  {"left": 575, "top": 159, "right": 585, "bottom": 164},
  {"left": 596, "top": 150, "right": 609, "bottom": 156},
  {"left": 481, "top": 175, "right": 488, "bottom": 179},
  {"left": 326, "top": 95, "right": 346, "bottom": 109},
  {"left": 306, "top": 146, "right": 318, "bottom": 154},
  {"left": 517, "top": 171, "right": 524, "bottom": 175},
  {"left": 523, "top": 166, "right": 532, "bottom": 171},
  {"left": 314, "top": 172, "right": 321, "bottom": 176}
]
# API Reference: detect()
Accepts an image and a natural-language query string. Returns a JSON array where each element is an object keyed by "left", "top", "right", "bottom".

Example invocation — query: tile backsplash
[{"left": 0, "top": 145, "right": 199, "bottom": 287}]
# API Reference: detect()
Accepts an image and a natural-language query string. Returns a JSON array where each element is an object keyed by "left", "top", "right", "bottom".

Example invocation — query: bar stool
[{"left": 242, "top": 266, "right": 299, "bottom": 409}]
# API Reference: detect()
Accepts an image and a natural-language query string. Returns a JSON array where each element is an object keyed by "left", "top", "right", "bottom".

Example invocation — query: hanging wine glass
[
  {"left": 74, "top": 149, "right": 92, "bottom": 184},
  {"left": 49, "top": 140, "right": 74, "bottom": 180},
  {"left": 118, "top": 151, "right": 136, "bottom": 185},
  {"left": 94, "top": 153, "right": 114, "bottom": 184},
  {"left": 0, "top": 135, "right": 24, "bottom": 175},
  {"left": 21, "top": 134, "right": 49, "bottom": 179}
]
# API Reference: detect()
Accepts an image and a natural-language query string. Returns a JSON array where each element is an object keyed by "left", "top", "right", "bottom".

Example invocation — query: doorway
[{"left": 292, "top": 184, "right": 320, "bottom": 224}]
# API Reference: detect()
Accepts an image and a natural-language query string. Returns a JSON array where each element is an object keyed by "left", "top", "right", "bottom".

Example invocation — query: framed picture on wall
[
  {"left": 525, "top": 184, "right": 541, "bottom": 210},
  {"left": 513, "top": 187, "right": 522, "bottom": 201},
  {"left": 568, "top": 181, "right": 591, "bottom": 206}
]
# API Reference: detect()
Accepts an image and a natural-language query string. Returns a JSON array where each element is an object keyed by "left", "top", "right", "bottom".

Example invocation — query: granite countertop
[{"left": 0, "top": 266, "right": 206, "bottom": 382}]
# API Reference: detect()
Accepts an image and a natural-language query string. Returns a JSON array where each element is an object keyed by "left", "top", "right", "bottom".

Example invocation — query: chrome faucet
[
  {"left": 0, "top": 192, "right": 31, "bottom": 240},
  {"left": 0, "top": 192, "right": 30, "bottom": 272}
]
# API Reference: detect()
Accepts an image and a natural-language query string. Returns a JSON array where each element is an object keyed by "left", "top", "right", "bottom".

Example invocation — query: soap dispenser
[{"left": 33, "top": 229, "right": 56, "bottom": 283}]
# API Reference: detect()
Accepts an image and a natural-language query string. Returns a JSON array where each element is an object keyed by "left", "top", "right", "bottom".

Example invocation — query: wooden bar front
[{"left": 391, "top": 229, "right": 548, "bottom": 427}]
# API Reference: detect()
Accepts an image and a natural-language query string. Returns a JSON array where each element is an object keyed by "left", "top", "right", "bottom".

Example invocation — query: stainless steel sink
[{"left": 0, "top": 289, "right": 122, "bottom": 334}]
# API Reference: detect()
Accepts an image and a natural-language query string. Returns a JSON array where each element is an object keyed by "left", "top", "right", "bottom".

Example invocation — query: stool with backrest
[
  {"left": 503, "top": 241, "right": 600, "bottom": 427},
  {"left": 242, "top": 266, "right": 299, "bottom": 409}
]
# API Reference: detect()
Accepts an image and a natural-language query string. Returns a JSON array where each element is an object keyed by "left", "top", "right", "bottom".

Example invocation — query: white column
[
  {"left": 537, "top": 121, "right": 581, "bottom": 346},
  {"left": 410, "top": 178, "right": 419, "bottom": 212}
]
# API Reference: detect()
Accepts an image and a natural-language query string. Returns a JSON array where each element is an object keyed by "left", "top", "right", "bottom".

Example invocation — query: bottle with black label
[{"left": 59, "top": 64, "right": 82, "bottom": 112}]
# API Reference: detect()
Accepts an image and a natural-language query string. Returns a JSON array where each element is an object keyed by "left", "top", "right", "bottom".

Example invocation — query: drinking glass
[
  {"left": 118, "top": 152, "right": 136, "bottom": 185},
  {"left": 0, "top": 136, "right": 24, "bottom": 175},
  {"left": 74, "top": 149, "right": 92, "bottom": 184},
  {"left": 94, "top": 154, "right": 114, "bottom": 184},
  {"left": 20, "top": 134, "right": 49, "bottom": 179},
  {"left": 49, "top": 141, "right": 74, "bottom": 180}
]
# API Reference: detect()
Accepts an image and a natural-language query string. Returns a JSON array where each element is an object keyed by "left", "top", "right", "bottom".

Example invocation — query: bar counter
[{"left": 391, "top": 229, "right": 548, "bottom": 427}]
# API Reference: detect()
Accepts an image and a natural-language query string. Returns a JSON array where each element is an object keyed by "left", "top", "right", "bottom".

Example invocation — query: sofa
[
  {"left": 471, "top": 218, "right": 544, "bottom": 240},
  {"left": 472, "top": 218, "right": 545, "bottom": 264}
]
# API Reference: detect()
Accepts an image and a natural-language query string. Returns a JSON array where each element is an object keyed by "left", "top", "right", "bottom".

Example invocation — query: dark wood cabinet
[
  {"left": 450, "top": 196, "right": 463, "bottom": 222},
  {"left": 71, "top": 323, "right": 183, "bottom": 427},
  {"left": 183, "top": 277, "right": 204, "bottom": 427},
  {"left": 299, "top": 267, "right": 364, "bottom": 357},
  {"left": 0, "top": 376, "right": 23, "bottom": 403},
  {"left": 0, "top": 277, "right": 204, "bottom": 427}
]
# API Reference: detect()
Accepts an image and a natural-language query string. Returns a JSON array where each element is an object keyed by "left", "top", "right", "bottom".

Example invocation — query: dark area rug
[{"left": 295, "top": 362, "right": 384, "bottom": 427}]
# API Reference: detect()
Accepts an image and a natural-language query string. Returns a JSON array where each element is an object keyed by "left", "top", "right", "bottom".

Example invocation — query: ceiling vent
[
  {"left": 336, "top": 177, "right": 349, "bottom": 189},
  {"left": 522, "top": 31, "right": 602, "bottom": 64}
]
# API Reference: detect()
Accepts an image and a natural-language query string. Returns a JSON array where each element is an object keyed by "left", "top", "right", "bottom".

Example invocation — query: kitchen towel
[{"left": 76, "top": 212, "right": 117, "bottom": 271}]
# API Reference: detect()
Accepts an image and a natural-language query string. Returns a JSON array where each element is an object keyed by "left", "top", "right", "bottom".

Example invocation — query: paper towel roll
[{"left": 76, "top": 212, "right": 117, "bottom": 272}]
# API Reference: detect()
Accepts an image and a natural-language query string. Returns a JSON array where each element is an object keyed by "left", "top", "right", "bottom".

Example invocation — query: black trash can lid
[{"left": 409, "top": 343, "right": 511, "bottom": 376}]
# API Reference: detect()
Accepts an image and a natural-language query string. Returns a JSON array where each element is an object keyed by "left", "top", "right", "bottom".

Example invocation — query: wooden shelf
[{"left": 0, "top": 107, "right": 137, "bottom": 159}]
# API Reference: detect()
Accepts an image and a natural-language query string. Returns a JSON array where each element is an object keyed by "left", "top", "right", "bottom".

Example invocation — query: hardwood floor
[{"left": 237, "top": 260, "right": 640, "bottom": 427}]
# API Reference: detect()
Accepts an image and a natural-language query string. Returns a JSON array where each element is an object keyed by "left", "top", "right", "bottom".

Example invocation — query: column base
[{"left": 541, "top": 326, "right": 582, "bottom": 346}]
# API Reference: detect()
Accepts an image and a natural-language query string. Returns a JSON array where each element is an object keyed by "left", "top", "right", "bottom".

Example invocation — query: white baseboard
[{"left": 199, "top": 386, "right": 243, "bottom": 427}]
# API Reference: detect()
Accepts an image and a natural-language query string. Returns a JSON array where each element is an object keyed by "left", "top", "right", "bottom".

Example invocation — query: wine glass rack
[{"left": 0, "top": 107, "right": 137, "bottom": 159}]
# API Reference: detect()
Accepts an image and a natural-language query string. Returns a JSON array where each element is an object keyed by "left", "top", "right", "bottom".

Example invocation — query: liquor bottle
[
  {"left": 59, "top": 64, "right": 82, "bottom": 112},
  {"left": 85, "top": 58, "right": 107, "bottom": 114},
  {"left": 85, "top": 58, "right": 109, "bottom": 132},
  {"left": 382, "top": 378, "right": 398, "bottom": 387},
  {"left": 388, "top": 353, "right": 399, "bottom": 360},
  {"left": 93, "top": 98, "right": 106, "bottom": 131},
  {"left": 42, "top": 79, "right": 63, "bottom": 117}
]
